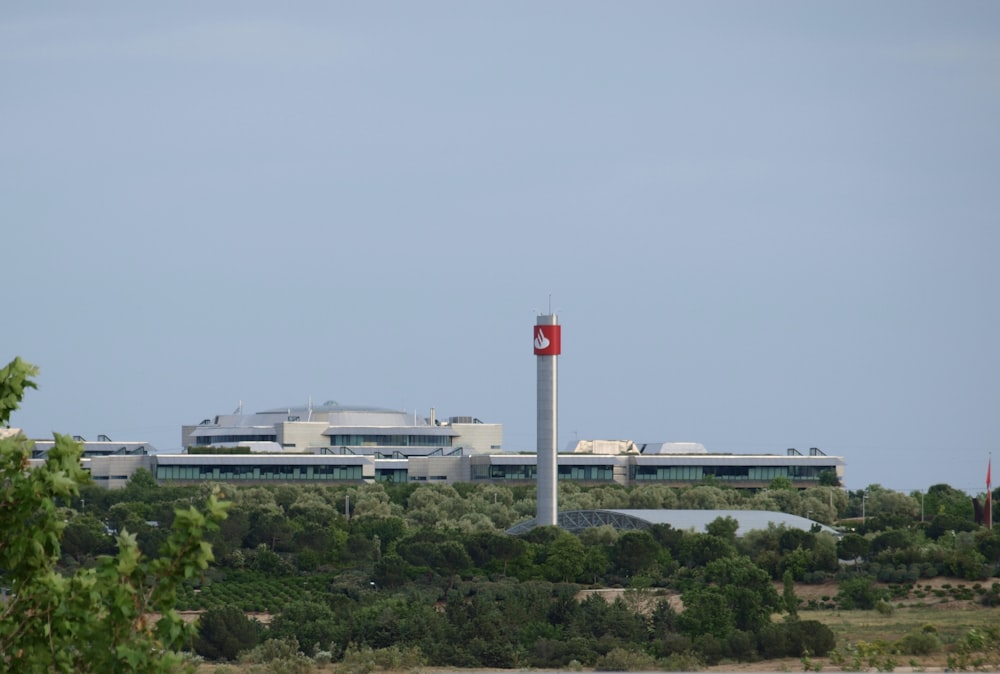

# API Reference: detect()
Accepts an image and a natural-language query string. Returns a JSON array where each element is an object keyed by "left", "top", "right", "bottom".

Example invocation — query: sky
[{"left": 3, "top": 2, "right": 998, "bottom": 494}]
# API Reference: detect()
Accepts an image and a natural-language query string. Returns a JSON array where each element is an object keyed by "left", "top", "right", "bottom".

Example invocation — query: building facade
[{"left": 26, "top": 405, "right": 844, "bottom": 490}]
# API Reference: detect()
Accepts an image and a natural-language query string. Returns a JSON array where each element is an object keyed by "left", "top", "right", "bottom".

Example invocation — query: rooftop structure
[
  {"left": 181, "top": 403, "right": 502, "bottom": 456},
  {"left": 507, "top": 508, "right": 841, "bottom": 537}
]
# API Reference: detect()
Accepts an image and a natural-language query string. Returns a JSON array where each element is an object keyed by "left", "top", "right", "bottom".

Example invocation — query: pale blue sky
[{"left": 4, "top": 2, "right": 998, "bottom": 493}]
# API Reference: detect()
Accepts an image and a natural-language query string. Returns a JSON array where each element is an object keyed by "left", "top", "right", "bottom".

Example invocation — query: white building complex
[{"left": 25, "top": 402, "right": 844, "bottom": 490}]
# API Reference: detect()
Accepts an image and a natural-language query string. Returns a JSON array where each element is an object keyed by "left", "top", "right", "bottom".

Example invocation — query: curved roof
[
  {"left": 640, "top": 442, "right": 708, "bottom": 454},
  {"left": 506, "top": 508, "right": 840, "bottom": 537},
  {"left": 208, "top": 405, "right": 432, "bottom": 429},
  {"left": 258, "top": 403, "right": 398, "bottom": 415}
]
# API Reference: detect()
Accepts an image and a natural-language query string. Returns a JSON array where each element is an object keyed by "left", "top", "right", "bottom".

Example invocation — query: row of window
[
  {"left": 156, "top": 462, "right": 833, "bottom": 485},
  {"left": 470, "top": 463, "right": 832, "bottom": 483},
  {"left": 472, "top": 465, "right": 616, "bottom": 482},
  {"left": 156, "top": 464, "right": 363, "bottom": 481},
  {"left": 194, "top": 434, "right": 276, "bottom": 445},
  {"left": 630, "top": 465, "right": 826, "bottom": 481},
  {"left": 376, "top": 468, "right": 409, "bottom": 483},
  {"left": 558, "top": 465, "right": 614, "bottom": 481},
  {"left": 328, "top": 434, "right": 452, "bottom": 448},
  {"left": 471, "top": 464, "right": 536, "bottom": 480}
]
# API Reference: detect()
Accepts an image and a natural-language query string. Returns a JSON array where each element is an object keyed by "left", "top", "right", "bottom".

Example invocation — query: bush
[
  {"left": 529, "top": 637, "right": 599, "bottom": 669},
  {"left": 239, "top": 637, "right": 314, "bottom": 674},
  {"left": 336, "top": 644, "right": 426, "bottom": 674},
  {"left": 595, "top": 646, "right": 658, "bottom": 671},
  {"left": 723, "top": 630, "right": 756, "bottom": 661},
  {"left": 661, "top": 651, "right": 704, "bottom": 671},
  {"left": 875, "top": 600, "right": 895, "bottom": 616},
  {"left": 791, "top": 620, "right": 837, "bottom": 657},
  {"left": 650, "top": 632, "right": 693, "bottom": 659},
  {"left": 268, "top": 601, "right": 342, "bottom": 657},
  {"left": 692, "top": 633, "right": 723, "bottom": 665},
  {"left": 837, "top": 574, "right": 885, "bottom": 610},
  {"left": 897, "top": 629, "right": 942, "bottom": 655},
  {"left": 757, "top": 624, "right": 790, "bottom": 659},
  {"left": 194, "top": 605, "right": 262, "bottom": 661}
]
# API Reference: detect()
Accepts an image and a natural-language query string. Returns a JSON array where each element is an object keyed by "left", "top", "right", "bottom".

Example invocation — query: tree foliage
[
  {"left": 0, "top": 357, "right": 229, "bottom": 673},
  {"left": 193, "top": 605, "right": 261, "bottom": 661}
]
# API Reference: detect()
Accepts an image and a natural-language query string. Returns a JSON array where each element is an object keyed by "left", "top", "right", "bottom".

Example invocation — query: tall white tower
[{"left": 534, "top": 313, "right": 560, "bottom": 526}]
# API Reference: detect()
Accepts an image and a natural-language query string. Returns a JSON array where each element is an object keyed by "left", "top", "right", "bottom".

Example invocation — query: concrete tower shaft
[{"left": 534, "top": 314, "right": 560, "bottom": 526}]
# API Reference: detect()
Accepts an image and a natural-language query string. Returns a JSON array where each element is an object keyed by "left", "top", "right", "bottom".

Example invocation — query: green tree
[
  {"left": 61, "top": 513, "right": 117, "bottom": 563},
  {"left": 678, "top": 586, "right": 735, "bottom": 639},
  {"left": 0, "top": 357, "right": 229, "bottom": 673},
  {"left": 612, "top": 530, "right": 661, "bottom": 577},
  {"left": 678, "top": 531, "right": 736, "bottom": 567},
  {"left": 542, "top": 531, "right": 586, "bottom": 582},
  {"left": 924, "top": 483, "right": 975, "bottom": 520},
  {"left": 706, "top": 515, "right": 740, "bottom": 542},
  {"left": 782, "top": 570, "right": 799, "bottom": 619},
  {"left": 818, "top": 469, "right": 841, "bottom": 487},
  {"left": 268, "top": 600, "right": 344, "bottom": 657},
  {"left": 465, "top": 531, "right": 527, "bottom": 577},
  {"left": 927, "top": 513, "right": 977, "bottom": 540},
  {"left": 837, "top": 574, "right": 884, "bottom": 609},
  {"left": 194, "top": 605, "right": 262, "bottom": 661},
  {"left": 837, "top": 532, "right": 871, "bottom": 564},
  {"left": 768, "top": 476, "right": 795, "bottom": 490},
  {"left": 680, "top": 555, "right": 781, "bottom": 637}
]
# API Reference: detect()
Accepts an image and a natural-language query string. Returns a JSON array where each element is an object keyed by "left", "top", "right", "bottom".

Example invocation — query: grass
[{"left": 810, "top": 603, "right": 991, "bottom": 646}]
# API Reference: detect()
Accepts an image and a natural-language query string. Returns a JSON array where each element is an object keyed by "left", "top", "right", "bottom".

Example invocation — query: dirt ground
[
  {"left": 580, "top": 577, "right": 991, "bottom": 673},
  {"left": 579, "top": 575, "right": 985, "bottom": 612}
]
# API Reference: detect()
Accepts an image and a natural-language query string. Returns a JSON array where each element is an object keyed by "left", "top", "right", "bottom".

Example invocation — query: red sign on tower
[{"left": 533, "top": 325, "right": 561, "bottom": 356}]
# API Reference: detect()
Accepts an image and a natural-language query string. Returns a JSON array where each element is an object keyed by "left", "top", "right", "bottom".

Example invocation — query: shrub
[
  {"left": 194, "top": 605, "right": 263, "bottom": 661},
  {"left": 897, "top": 629, "right": 942, "bottom": 655},
  {"left": 239, "top": 637, "right": 314, "bottom": 674},
  {"left": 692, "top": 633, "right": 723, "bottom": 665},
  {"left": 792, "top": 620, "right": 837, "bottom": 657},
  {"left": 650, "top": 632, "right": 693, "bottom": 659},
  {"left": 723, "top": 630, "right": 756, "bottom": 661},
  {"left": 981, "top": 583, "right": 1000, "bottom": 606},
  {"left": 661, "top": 651, "right": 704, "bottom": 671},
  {"left": 337, "top": 644, "right": 426, "bottom": 674},
  {"left": 595, "top": 647, "right": 658, "bottom": 671},
  {"left": 757, "top": 623, "right": 790, "bottom": 659},
  {"left": 837, "top": 575, "right": 884, "bottom": 610}
]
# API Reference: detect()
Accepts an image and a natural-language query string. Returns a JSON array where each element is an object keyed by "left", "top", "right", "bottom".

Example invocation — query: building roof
[
  {"left": 156, "top": 454, "right": 370, "bottom": 466},
  {"left": 507, "top": 508, "right": 840, "bottom": 537},
  {"left": 640, "top": 442, "right": 708, "bottom": 454}
]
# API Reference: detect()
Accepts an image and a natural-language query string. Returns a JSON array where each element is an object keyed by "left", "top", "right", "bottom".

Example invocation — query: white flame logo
[{"left": 534, "top": 328, "right": 550, "bottom": 350}]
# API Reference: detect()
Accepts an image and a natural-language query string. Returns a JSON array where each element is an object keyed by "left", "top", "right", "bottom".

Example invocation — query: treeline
[
  {"left": 63, "top": 472, "right": 998, "bottom": 584},
  {"left": 52, "top": 471, "right": 1000, "bottom": 668},
  {"left": 194, "top": 574, "right": 836, "bottom": 669}
]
